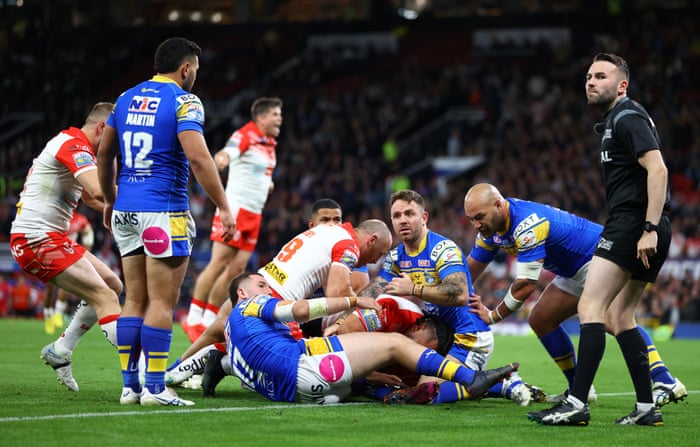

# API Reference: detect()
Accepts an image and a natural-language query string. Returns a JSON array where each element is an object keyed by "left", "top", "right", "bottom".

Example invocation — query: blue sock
[
  {"left": 117, "top": 317, "right": 143, "bottom": 391},
  {"left": 351, "top": 379, "right": 395, "bottom": 401},
  {"left": 142, "top": 324, "right": 172, "bottom": 395},
  {"left": 432, "top": 382, "right": 468, "bottom": 403},
  {"left": 637, "top": 325, "right": 674, "bottom": 384},
  {"left": 416, "top": 349, "right": 475, "bottom": 384},
  {"left": 487, "top": 381, "right": 505, "bottom": 398},
  {"left": 539, "top": 326, "right": 577, "bottom": 389}
]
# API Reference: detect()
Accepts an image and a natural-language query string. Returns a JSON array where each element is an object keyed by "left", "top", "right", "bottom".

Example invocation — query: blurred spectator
[{"left": 8, "top": 272, "right": 40, "bottom": 318}]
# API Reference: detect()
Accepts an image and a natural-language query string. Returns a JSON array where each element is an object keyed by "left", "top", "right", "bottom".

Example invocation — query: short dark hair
[
  {"left": 154, "top": 37, "right": 201, "bottom": 73},
  {"left": 390, "top": 189, "right": 426, "bottom": 210},
  {"left": 227, "top": 271, "right": 260, "bottom": 304},
  {"left": 251, "top": 97, "right": 283, "bottom": 120},
  {"left": 593, "top": 53, "right": 629, "bottom": 80},
  {"left": 422, "top": 315, "right": 455, "bottom": 355},
  {"left": 311, "top": 198, "right": 341, "bottom": 214}
]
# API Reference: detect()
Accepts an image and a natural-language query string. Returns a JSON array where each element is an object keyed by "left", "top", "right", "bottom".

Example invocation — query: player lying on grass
[{"left": 224, "top": 289, "right": 519, "bottom": 404}]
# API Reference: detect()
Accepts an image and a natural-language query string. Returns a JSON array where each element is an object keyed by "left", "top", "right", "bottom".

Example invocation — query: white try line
[
  {"left": 0, "top": 402, "right": 374, "bottom": 423},
  {"left": 1, "top": 391, "right": 695, "bottom": 423}
]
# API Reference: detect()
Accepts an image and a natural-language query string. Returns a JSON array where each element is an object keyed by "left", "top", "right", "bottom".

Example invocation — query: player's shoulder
[{"left": 426, "top": 230, "right": 460, "bottom": 251}]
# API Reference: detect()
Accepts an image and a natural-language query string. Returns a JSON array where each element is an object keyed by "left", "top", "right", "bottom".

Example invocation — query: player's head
[
  {"left": 354, "top": 219, "right": 392, "bottom": 266},
  {"left": 405, "top": 315, "right": 455, "bottom": 355},
  {"left": 389, "top": 189, "right": 428, "bottom": 245},
  {"left": 154, "top": 37, "right": 202, "bottom": 91},
  {"left": 251, "top": 97, "right": 283, "bottom": 138},
  {"left": 586, "top": 53, "right": 629, "bottom": 112},
  {"left": 84, "top": 102, "right": 114, "bottom": 149},
  {"left": 463, "top": 183, "right": 507, "bottom": 239},
  {"left": 309, "top": 198, "right": 343, "bottom": 228},
  {"left": 228, "top": 271, "right": 271, "bottom": 304}
]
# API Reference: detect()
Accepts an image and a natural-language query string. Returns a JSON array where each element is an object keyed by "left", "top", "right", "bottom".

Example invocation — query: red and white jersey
[
  {"left": 259, "top": 223, "right": 359, "bottom": 301},
  {"left": 11, "top": 127, "right": 96, "bottom": 235},
  {"left": 222, "top": 121, "right": 276, "bottom": 214},
  {"left": 355, "top": 294, "right": 424, "bottom": 333}
]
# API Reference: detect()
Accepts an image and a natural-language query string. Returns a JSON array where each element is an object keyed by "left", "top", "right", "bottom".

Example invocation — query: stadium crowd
[{"left": 1, "top": 7, "right": 699, "bottom": 325}]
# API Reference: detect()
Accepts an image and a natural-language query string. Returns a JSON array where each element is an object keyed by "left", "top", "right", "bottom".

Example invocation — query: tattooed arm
[
  {"left": 357, "top": 277, "right": 389, "bottom": 299},
  {"left": 415, "top": 271, "right": 469, "bottom": 307}
]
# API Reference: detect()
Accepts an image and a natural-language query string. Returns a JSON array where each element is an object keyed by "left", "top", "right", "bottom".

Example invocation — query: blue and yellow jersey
[
  {"left": 226, "top": 294, "right": 306, "bottom": 402},
  {"left": 378, "top": 230, "right": 489, "bottom": 334},
  {"left": 108, "top": 75, "right": 205, "bottom": 212},
  {"left": 469, "top": 198, "right": 602, "bottom": 278}
]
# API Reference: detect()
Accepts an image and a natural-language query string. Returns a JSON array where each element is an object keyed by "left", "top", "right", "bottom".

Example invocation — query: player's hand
[
  {"left": 218, "top": 209, "right": 236, "bottom": 242},
  {"left": 364, "top": 371, "right": 405, "bottom": 388},
  {"left": 467, "top": 293, "right": 490, "bottom": 324},
  {"left": 356, "top": 296, "right": 381, "bottom": 312},
  {"left": 637, "top": 231, "right": 658, "bottom": 269},
  {"left": 102, "top": 204, "right": 113, "bottom": 232},
  {"left": 385, "top": 273, "right": 415, "bottom": 296}
]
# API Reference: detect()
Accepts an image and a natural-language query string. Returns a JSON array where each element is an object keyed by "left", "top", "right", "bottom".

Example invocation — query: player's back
[
  {"left": 226, "top": 295, "right": 302, "bottom": 402},
  {"left": 108, "top": 76, "right": 204, "bottom": 212},
  {"left": 259, "top": 223, "right": 358, "bottom": 300},
  {"left": 11, "top": 128, "right": 92, "bottom": 234},
  {"left": 508, "top": 198, "right": 601, "bottom": 277}
]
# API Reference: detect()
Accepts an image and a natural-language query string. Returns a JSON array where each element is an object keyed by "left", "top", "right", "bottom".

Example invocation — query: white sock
[
  {"left": 221, "top": 355, "right": 231, "bottom": 375},
  {"left": 636, "top": 402, "right": 655, "bottom": 412},
  {"left": 54, "top": 301, "right": 97, "bottom": 356},
  {"left": 99, "top": 319, "right": 118, "bottom": 348},
  {"left": 189, "top": 344, "right": 216, "bottom": 370},
  {"left": 201, "top": 304, "right": 219, "bottom": 327},
  {"left": 186, "top": 299, "right": 205, "bottom": 325},
  {"left": 566, "top": 394, "right": 585, "bottom": 409}
]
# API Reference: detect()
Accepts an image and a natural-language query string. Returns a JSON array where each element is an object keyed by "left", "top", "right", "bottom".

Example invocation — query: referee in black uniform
[{"left": 529, "top": 53, "right": 670, "bottom": 427}]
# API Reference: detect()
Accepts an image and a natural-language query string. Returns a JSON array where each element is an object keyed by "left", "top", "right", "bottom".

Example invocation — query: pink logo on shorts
[
  {"left": 142, "top": 226, "right": 169, "bottom": 255},
  {"left": 318, "top": 355, "right": 345, "bottom": 383}
]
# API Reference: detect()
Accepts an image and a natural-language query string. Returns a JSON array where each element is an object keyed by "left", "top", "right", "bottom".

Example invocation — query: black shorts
[{"left": 594, "top": 213, "right": 670, "bottom": 283}]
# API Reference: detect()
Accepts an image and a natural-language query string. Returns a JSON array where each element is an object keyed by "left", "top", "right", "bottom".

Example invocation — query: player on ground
[
  {"left": 225, "top": 286, "right": 519, "bottom": 404},
  {"left": 164, "top": 199, "right": 372, "bottom": 390}
]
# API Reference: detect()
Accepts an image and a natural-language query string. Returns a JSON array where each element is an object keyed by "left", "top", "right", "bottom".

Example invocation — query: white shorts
[
  {"left": 111, "top": 210, "right": 196, "bottom": 258},
  {"left": 550, "top": 261, "right": 590, "bottom": 298},
  {"left": 449, "top": 330, "right": 495, "bottom": 371},
  {"left": 295, "top": 350, "right": 354, "bottom": 404}
]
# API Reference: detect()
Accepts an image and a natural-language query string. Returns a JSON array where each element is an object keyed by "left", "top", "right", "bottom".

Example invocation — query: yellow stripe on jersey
[{"left": 304, "top": 337, "right": 335, "bottom": 356}]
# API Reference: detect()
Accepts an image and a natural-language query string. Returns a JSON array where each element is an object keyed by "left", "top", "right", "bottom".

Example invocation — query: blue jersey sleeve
[{"left": 239, "top": 295, "right": 280, "bottom": 321}]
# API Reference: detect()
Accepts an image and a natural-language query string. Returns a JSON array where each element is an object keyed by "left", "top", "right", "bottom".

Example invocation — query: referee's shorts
[{"left": 594, "top": 213, "right": 670, "bottom": 283}]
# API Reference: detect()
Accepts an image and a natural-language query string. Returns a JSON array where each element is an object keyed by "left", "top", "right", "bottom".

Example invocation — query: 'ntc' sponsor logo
[{"left": 128, "top": 96, "right": 161, "bottom": 113}]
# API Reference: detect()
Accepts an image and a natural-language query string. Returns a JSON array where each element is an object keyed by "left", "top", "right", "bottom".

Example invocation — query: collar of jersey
[
  {"left": 405, "top": 230, "right": 429, "bottom": 257},
  {"left": 497, "top": 199, "right": 512, "bottom": 238},
  {"left": 151, "top": 74, "right": 181, "bottom": 87}
]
